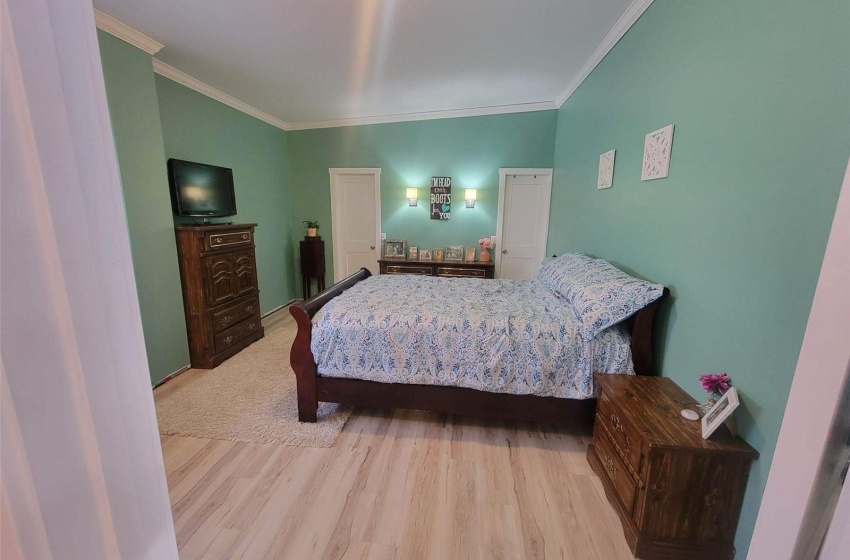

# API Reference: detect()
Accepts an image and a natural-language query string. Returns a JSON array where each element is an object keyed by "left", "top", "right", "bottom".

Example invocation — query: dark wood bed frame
[{"left": 290, "top": 268, "right": 668, "bottom": 424}]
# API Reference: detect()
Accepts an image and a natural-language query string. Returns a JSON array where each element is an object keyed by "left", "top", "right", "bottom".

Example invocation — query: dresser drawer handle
[
  {"left": 603, "top": 453, "right": 616, "bottom": 479},
  {"left": 244, "top": 305, "right": 254, "bottom": 313},
  {"left": 223, "top": 335, "right": 233, "bottom": 345},
  {"left": 248, "top": 323, "right": 257, "bottom": 331},
  {"left": 241, "top": 233, "right": 250, "bottom": 240},
  {"left": 221, "top": 315, "right": 232, "bottom": 325}
]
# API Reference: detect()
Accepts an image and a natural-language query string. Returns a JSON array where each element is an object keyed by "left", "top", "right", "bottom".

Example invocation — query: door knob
[
  {"left": 370, "top": 245, "right": 376, "bottom": 250},
  {"left": 502, "top": 249, "right": 508, "bottom": 254}
]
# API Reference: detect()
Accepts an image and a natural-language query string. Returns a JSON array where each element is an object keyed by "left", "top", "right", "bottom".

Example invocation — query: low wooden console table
[{"left": 378, "top": 258, "right": 495, "bottom": 279}]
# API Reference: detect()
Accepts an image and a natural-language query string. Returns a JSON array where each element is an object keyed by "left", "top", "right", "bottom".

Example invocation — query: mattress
[{"left": 310, "top": 274, "right": 636, "bottom": 399}]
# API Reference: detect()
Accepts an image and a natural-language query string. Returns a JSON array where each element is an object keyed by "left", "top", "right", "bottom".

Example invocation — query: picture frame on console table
[
  {"left": 464, "top": 247, "right": 476, "bottom": 262},
  {"left": 419, "top": 249, "right": 433, "bottom": 261},
  {"left": 445, "top": 245, "right": 464, "bottom": 262},
  {"left": 383, "top": 239, "right": 407, "bottom": 259}
]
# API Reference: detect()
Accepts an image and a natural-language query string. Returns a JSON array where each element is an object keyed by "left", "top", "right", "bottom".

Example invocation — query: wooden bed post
[
  {"left": 288, "top": 268, "right": 373, "bottom": 422},
  {"left": 629, "top": 287, "right": 669, "bottom": 376},
  {"left": 289, "top": 304, "right": 319, "bottom": 422}
]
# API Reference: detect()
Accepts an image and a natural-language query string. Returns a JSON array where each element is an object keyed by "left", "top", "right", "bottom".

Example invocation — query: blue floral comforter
[{"left": 310, "top": 275, "right": 636, "bottom": 399}]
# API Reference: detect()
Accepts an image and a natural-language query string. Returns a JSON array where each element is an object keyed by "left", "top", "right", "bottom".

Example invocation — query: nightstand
[{"left": 587, "top": 374, "right": 758, "bottom": 560}]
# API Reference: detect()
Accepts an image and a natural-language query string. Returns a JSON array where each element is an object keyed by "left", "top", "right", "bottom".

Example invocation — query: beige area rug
[{"left": 156, "top": 322, "right": 351, "bottom": 448}]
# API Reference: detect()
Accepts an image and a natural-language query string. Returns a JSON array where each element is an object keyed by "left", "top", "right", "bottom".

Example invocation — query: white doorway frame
[
  {"left": 329, "top": 168, "right": 382, "bottom": 282},
  {"left": 748, "top": 157, "right": 850, "bottom": 559},
  {"left": 495, "top": 168, "right": 553, "bottom": 279}
]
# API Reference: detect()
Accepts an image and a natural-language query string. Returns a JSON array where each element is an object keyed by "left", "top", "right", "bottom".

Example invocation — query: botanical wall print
[
  {"left": 641, "top": 124, "right": 674, "bottom": 181},
  {"left": 598, "top": 149, "right": 616, "bottom": 189}
]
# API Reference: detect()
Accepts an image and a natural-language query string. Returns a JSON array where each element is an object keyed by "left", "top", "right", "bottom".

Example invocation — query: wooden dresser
[
  {"left": 175, "top": 224, "right": 264, "bottom": 369},
  {"left": 378, "top": 258, "right": 495, "bottom": 278},
  {"left": 588, "top": 375, "right": 758, "bottom": 560}
]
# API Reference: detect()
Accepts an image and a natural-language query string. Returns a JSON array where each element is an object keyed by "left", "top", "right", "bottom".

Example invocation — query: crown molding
[
  {"left": 285, "top": 101, "right": 557, "bottom": 131},
  {"left": 94, "top": 9, "right": 163, "bottom": 55},
  {"left": 554, "top": 0, "right": 653, "bottom": 107},
  {"left": 96, "top": 2, "right": 650, "bottom": 131},
  {"left": 151, "top": 60, "right": 290, "bottom": 131}
]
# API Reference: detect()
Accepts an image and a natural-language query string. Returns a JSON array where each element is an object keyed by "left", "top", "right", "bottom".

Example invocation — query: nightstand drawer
[
  {"left": 592, "top": 430, "right": 637, "bottom": 514},
  {"left": 598, "top": 389, "right": 643, "bottom": 472}
]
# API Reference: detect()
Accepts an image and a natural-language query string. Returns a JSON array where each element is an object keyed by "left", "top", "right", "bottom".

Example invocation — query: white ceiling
[{"left": 93, "top": 0, "right": 645, "bottom": 128}]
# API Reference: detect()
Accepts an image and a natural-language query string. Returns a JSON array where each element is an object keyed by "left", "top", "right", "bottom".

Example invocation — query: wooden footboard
[
  {"left": 289, "top": 268, "right": 372, "bottom": 421},
  {"left": 289, "top": 269, "right": 668, "bottom": 423}
]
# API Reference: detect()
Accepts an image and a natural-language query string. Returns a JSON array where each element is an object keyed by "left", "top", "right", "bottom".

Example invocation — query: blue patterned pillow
[{"left": 538, "top": 253, "right": 663, "bottom": 339}]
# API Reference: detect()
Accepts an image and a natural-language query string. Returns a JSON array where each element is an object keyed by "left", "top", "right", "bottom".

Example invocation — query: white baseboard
[
  {"left": 262, "top": 299, "right": 297, "bottom": 318},
  {"left": 152, "top": 364, "right": 190, "bottom": 389}
]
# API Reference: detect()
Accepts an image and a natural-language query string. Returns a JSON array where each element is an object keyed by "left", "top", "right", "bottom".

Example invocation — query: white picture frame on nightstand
[{"left": 701, "top": 387, "right": 740, "bottom": 439}]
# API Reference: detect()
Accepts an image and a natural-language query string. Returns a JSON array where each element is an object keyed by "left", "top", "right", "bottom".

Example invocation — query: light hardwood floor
[{"left": 155, "top": 308, "right": 633, "bottom": 560}]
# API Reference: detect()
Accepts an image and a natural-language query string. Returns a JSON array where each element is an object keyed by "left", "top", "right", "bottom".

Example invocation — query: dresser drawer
[
  {"left": 211, "top": 296, "right": 259, "bottom": 334},
  {"left": 384, "top": 264, "right": 432, "bottom": 275},
  {"left": 436, "top": 266, "right": 486, "bottom": 278},
  {"left": 204, "top": 229, "right": 253, "bottom": 251},
  {"left": 598, "top": 388, "right": 643, "bottom": 473},
  {"left": 214, "top": 314, "right": 261, "bottom": 353},
  {"left": 593, "top": 430, "right": 638, "bottom": 515}
]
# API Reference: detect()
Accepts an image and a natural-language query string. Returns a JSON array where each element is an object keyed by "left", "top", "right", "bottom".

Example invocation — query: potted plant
[{"left": 303, "top": 220, "right": 319, "bottom": 237}]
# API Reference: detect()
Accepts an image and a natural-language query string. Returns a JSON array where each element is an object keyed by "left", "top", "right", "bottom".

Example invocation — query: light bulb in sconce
[
  {"left": 465, "top": 189, "right": 477, "bottom": 208},
  {"left": 406, "top": 187, "right": 418, "bottom": 207}
]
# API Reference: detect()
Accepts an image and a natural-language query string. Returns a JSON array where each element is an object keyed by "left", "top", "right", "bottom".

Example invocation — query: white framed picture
[
  {"left": 641, "top": 124, "right": 674, "bottom": 181},
  {"left": 598, "top": 149, "right": 615, "bottom": 189},
  {"left": 701, "top": 387, "right": 740, "bottom": 439}
]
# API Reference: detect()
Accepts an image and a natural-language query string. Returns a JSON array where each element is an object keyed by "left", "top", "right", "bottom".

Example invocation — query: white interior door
[
  {"left": 496, "top": 169, "right": 552, "bottom": 279},
  {"left": 330, "top": 168, "right": 381, "bottom": 281}
]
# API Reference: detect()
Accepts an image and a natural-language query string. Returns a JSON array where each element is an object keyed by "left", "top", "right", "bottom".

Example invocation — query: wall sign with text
[{"left": 430, "top": 177, "right": 452, "bottom": 220}]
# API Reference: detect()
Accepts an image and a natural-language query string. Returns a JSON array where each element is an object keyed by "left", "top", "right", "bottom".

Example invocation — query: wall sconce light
[
  {"left": 406, "top": 188, "right": 418, "bottom": 206},
  {"left": 465, "top": 189, "right": 477, "bottom": 208}
]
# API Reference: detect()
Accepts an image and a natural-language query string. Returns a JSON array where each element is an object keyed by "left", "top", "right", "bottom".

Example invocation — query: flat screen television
[{"left": 167, "top": 158, "right": 236, "bottom": 218}]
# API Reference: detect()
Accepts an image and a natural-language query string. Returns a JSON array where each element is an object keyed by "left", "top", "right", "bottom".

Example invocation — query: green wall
[
  {"left": 155, "top": 76, "right": 296, "bottom": 309},
  {"left": 287, "top": 111, "right": 558, "bottom": 282},
  {"left": 97, "top": 31, "right": 190, "bottom": 384},
  {"left": 547, "top": 0, "right": 850, "bottom": 554}
]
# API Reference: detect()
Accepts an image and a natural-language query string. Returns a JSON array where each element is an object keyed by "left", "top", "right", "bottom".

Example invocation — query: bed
[{"left": 290, "top": 253, "right": 668, "bottom": 424}]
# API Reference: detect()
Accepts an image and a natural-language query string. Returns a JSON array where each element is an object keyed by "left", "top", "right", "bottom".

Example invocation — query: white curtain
[{"left": 0, "top": 0, "right": 178, "bottom": 558}]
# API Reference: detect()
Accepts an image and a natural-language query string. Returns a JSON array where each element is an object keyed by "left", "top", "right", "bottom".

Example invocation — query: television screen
[{"left": 167, "top": 159, "right": 236, "bottom": 218}]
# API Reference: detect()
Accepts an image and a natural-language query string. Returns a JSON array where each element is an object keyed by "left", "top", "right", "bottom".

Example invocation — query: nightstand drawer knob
[
  {"left": 603, "top": 453, "right": 616, "bottom": 479},
  {"left": 611, "top": 413, "right": 623, "bottom": 432}
]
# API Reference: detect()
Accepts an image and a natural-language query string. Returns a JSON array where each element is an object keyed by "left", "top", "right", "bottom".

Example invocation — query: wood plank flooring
[{"left": 156, "top": 307, "right": 633, "bottom": 560}]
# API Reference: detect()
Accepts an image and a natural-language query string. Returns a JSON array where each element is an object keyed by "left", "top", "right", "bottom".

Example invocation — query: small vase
[
  {"left": 698, "top": 397, "right": 716, "bottom": 416},
  {"left": 480, "top": 249, "right": 491, "bottom": 263}
]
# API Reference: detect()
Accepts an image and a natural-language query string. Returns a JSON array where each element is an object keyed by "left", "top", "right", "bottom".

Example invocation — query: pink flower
[
  {"left": 478, "top": 238, "right": 493, "bottom": 250},
  {"left": 699, "top": 373, "right": 731, "bottom": 396}
]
